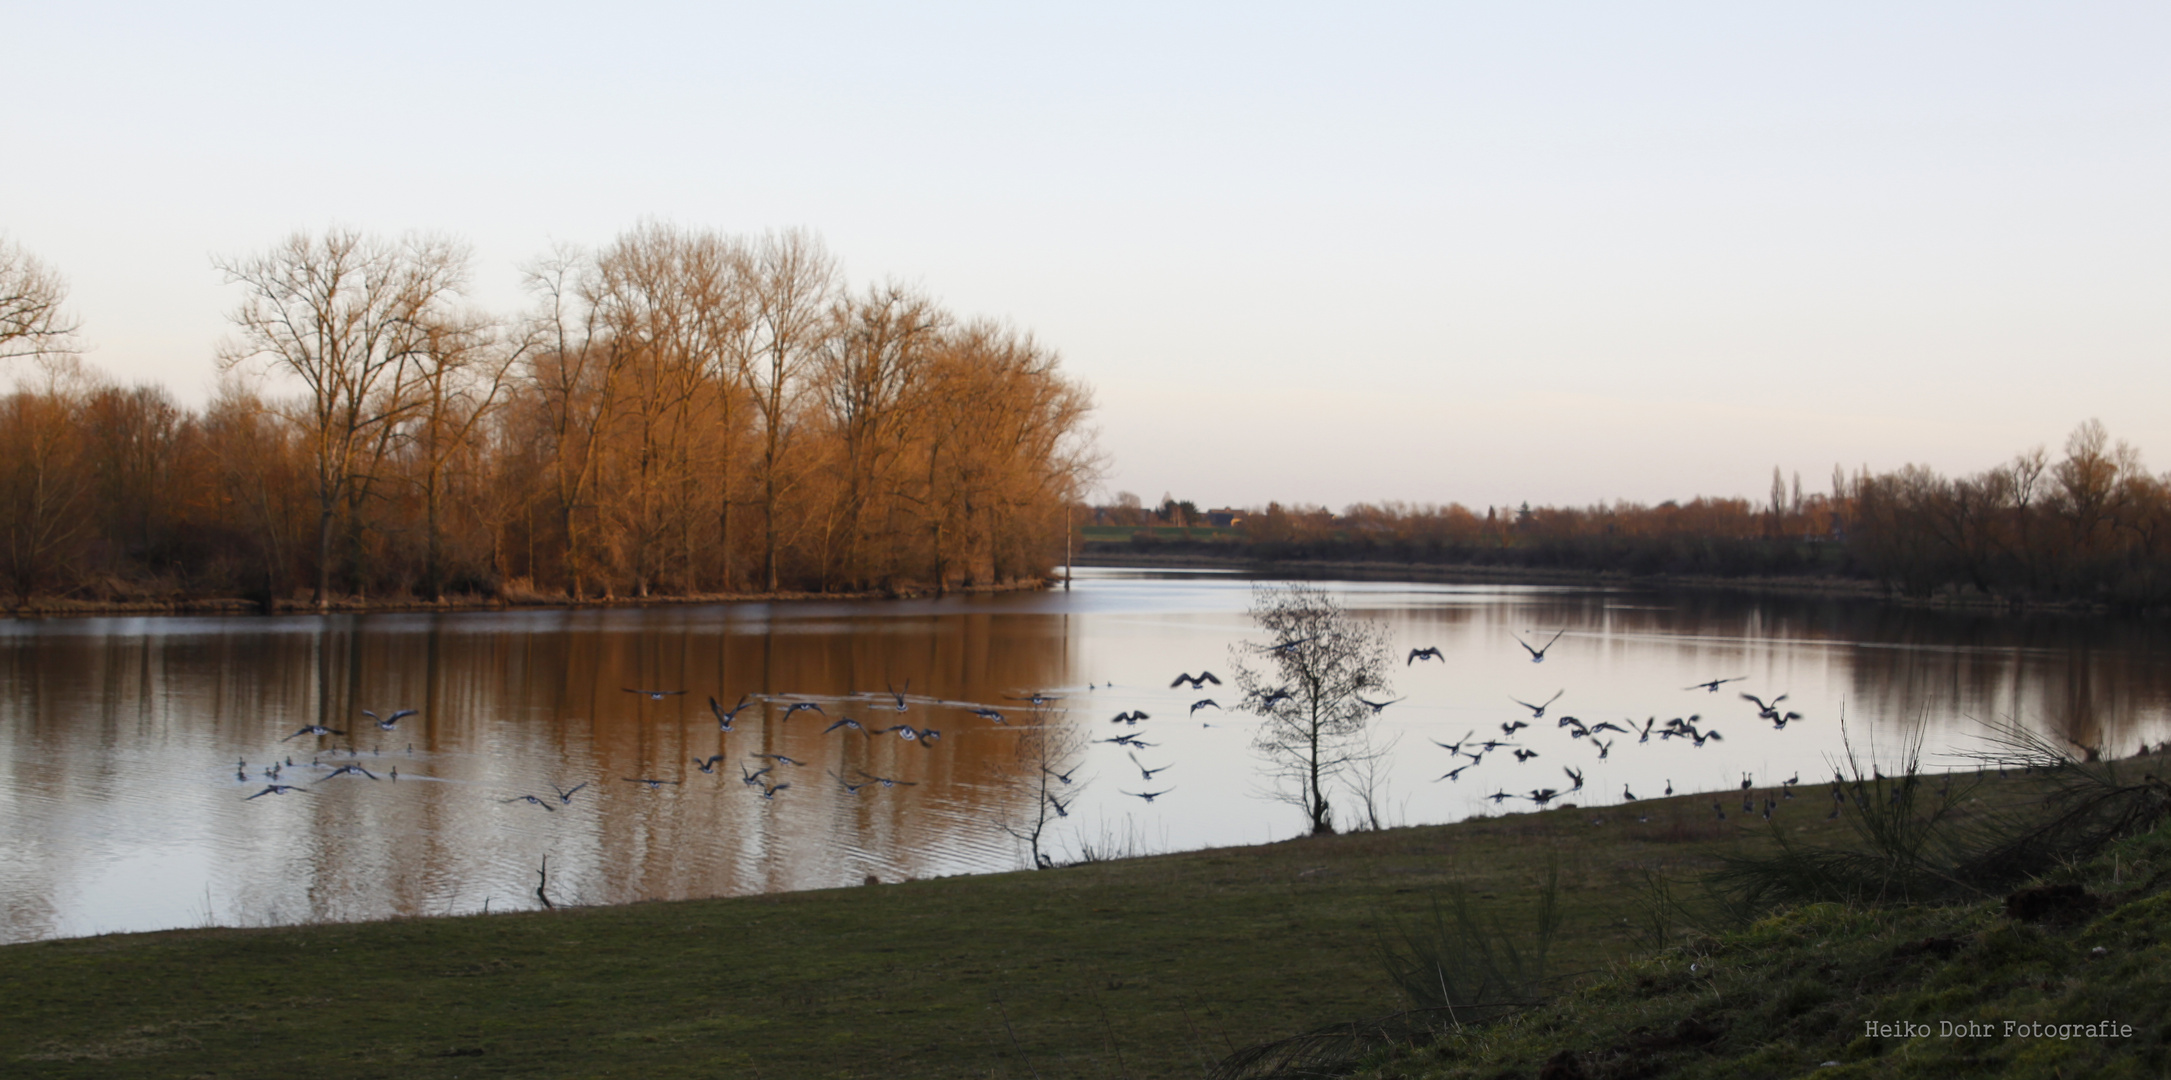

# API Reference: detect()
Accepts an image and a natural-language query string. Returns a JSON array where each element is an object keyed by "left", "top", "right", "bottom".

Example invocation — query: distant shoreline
[
  {"left": 3, "top": 555, "right": 2122, "bottom": 620},
  {"left": 1071, "top": 550, "right": 2126, "bottom": 614},
  {"left": 0, "top": 578, "right": 1053, "bottom": 621}
]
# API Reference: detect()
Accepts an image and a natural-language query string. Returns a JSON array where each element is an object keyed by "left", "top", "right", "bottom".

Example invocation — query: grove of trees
[{"left": 0, "top": 226, "right": 1097, "bottom": 608}]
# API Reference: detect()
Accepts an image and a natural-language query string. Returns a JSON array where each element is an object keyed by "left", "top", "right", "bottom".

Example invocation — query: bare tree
[
  {"left": 520, "top": 244, "right": 632, "bottom": 599},
  {"left": 216, "top": 230, "right": 470, "bottom": 608},
  {"left": 0, "top": 359, "right": 94, "bottom": 604},
  {"left": 738, "top": 229, "right": 839, "bottom": 591},
  {"left": 406, "top": 309, "right": 519, "bottom": 600},
  {"left": 0, "top": 237, "right": 78, "bottom": 364},
  {"left": 815, "top": 283, "right": 945, "bottom": 589},
  {"left": 202, "top": 380, "right": 308, "bottom": 604},
  {"left": 1228, "top": 583, "right": 1393, "bottom": 836},
  {"left": 995, "top": 705, "right": 1091, "bottom": 869}
]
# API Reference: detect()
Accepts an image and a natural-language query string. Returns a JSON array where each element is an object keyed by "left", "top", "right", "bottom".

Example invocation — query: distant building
[{"left": 1206, "top": 508, "right": 1245, "bottom": 528}]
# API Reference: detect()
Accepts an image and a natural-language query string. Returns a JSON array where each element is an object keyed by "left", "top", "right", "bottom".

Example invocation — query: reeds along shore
[
  {"left": 1099, "top": 419, "right": 2171, "bottom": 611},
  {"left": 0, "top": 225, "right": 1096, "bottom": 609}
]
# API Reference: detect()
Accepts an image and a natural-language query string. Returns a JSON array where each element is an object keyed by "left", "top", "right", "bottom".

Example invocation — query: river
[{"left": 3, "top": 567, "right": 2167, "bottom": 943}]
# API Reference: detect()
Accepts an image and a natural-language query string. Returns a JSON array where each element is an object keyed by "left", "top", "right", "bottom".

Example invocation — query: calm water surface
[{"left": 4, "top": 568, "right": 2169, "bottom": 943}]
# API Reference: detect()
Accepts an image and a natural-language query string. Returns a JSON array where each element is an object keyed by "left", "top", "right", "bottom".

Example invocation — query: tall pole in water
[{"left": 1064, "top": 502, "right": 1073, "bottom": 591}]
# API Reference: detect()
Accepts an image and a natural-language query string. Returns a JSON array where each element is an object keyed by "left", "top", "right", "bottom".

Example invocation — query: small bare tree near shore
[
  {"left": 997, "top": 705, "right": 1090, "bottom": 868},
  {"left": 1230, "top": 583, "right": 1393, "bottom": 836}
]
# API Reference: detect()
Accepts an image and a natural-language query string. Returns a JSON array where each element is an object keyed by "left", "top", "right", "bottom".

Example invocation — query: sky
[{"left": 6, "top": 2, "right": 2169, "bottom": 511}]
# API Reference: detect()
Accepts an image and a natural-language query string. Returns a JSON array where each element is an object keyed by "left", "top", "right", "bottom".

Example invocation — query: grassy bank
[
  {"left": 1, "top": 791, "right": 1773, "bottom": 1079},
  {"left": 1339, "top": 811, "right": 2171, "bottom": 1080},
  {"left": 5, "top": 769, "right": 2164, "bottom": 1079}
]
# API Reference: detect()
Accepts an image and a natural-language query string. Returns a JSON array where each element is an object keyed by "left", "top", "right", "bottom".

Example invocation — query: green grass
[
  {"left": 13, "top": 772, "right": 2159, "bottom": 1080},
  {"left": 0, "top": 793, "right": 1771, "bottom": 1079},
  {"left": 1340, "top": 790, "right": 2171, "bottom": 1080}
]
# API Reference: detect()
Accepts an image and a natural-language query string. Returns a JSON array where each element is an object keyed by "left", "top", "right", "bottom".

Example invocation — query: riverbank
[
  {"left": 0, "top": 577, "right": 1053, "bottom": 620},
  {"left": 0, "top": 787, "right": 1779, "bottom": 1079},
  {"left": 8, "top": 555, "right": 2126, "bottom": 621},
  {"left": 1346, "top": 807, "right": 2171, "bottom": 1080},
  {"left": 1073, "top": 550, "right": 2133, "bottom": 615},
  {"left": 12, "top": 768, "right": 2157, "bottom": 1080}
]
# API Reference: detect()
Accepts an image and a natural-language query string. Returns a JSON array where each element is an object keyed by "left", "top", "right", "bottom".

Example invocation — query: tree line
[
  {"left": 1102, "top": 421, "right": 2171, "bottom": 610},
  {"left": 0, "top": 226, "right": 1096, "bottom": 608}
]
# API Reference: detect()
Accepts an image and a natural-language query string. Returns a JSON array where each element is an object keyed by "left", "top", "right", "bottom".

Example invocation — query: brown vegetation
[
  {"left": 1103, "top": 422, "right": 2171, "bottom": 611},
  {"left": 0, "top": 226, "right": 1095, "bottom": 609}
]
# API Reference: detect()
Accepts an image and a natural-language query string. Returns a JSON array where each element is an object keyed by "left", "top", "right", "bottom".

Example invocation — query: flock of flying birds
[
  {"left": 232, "top": 628, "right": 1825, "bottom": 837},
  {"left": 233, "top": 682, "right": 1063, "bottom": 811},
  {"left": 1401, "top": 628, "right": 1826, "bottom": 824}
]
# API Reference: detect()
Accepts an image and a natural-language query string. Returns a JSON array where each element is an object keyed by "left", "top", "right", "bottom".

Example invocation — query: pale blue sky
[{"left": 7, "top": 2, "right": 2168, "bottom": 508}]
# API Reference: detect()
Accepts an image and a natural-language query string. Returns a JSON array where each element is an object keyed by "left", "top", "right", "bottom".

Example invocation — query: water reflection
[
  {"left": 0, "top": 603, "right": 1077, "bottom": 943},
  {"left": 3, "top": 571, "right": 2170, "bottom": 943}
]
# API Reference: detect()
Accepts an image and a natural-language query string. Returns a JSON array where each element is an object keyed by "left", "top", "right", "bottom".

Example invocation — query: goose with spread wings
[
  {"left": 363, "top": 709, "right": 416, "bottom": 731},
  {"left": 244, "top": 784, "right": 312, "bottom": 799},
  {"left": 710, "top": 695, "right": 755, "bottom": 731},
  {"left": 1510, "top": 690, "right": 1564, "bottom": 719},
  {"left": 1514, "top": 630, "right": 1565, "bottom": 663},
  {"left": 1128, "top": 751, "right": 1173, "bottom": 781}
]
